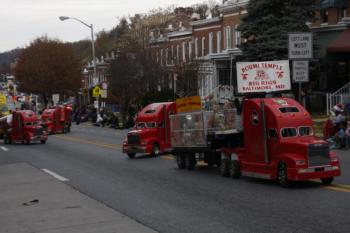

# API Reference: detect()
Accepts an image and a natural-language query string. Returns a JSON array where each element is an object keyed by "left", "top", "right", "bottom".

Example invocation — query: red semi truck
[
  {"left": 0, "top": 110, "right": 48, "bottom": 144},
  {"left": 41, "top": 105, "right": 72, "bottom": 134},
  {"left": 123, "top": 102, "right": 176, "bottom": 158},
  {"left": 170, "top": 97, "right": 341, "bottom": 187}
]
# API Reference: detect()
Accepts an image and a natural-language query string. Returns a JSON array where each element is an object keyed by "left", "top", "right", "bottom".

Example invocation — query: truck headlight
[{"left": 295, "top": 160, "right": 306, "bottom": 166}]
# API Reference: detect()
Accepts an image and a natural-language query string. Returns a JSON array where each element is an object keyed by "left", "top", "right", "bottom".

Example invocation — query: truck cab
[
  {"left": 41, "top": 105, "right": 72, "bottom": 134},
  {"left": 2, "top": 110, "right": 48, "bottom": 144},
  {"left": 123, "top": 102, "right": 176, "bottom": 159},
  {"left": 221, "top": 98, "right": 340, "bottom": 186}
]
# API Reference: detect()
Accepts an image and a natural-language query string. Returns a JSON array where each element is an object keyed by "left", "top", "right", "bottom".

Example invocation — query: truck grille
[
  {"left": 128, "top": 134, "right": 140, "bottom": 145},
  {"left": 35, "top": 128, "right": 43, "bottom": 136},
  {"left": 308, "top": 144, "right": 330, "bottom": 167}
]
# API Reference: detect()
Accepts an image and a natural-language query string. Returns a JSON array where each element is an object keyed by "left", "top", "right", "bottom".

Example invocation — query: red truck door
[
  {"left": 243, "top": 100, "right": 267, "bottom": 165},
  {"left": 12, "top": 112, "right": 23, "bottom": 140}
]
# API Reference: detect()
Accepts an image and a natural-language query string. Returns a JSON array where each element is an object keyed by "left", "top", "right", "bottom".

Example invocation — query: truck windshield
[
  {"left": 137, "top": 122, "right": 157, "bottom": 128},
  {"left": 25, "top": 121, "right": 38, "bottom": 126},
  {"left": 279, "top": 107, "right": 299, "bottom": 113},
  {"left": 281, "top": 128, "right": 297, "bottom": 138},
  {"left": 299, "top": 126, "right": 313, "bottom": 136}
]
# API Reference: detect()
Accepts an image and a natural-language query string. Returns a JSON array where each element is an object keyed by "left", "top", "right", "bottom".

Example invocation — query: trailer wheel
[
  {"left": 220, "top": 159, "right": 229, "bottom": 177},
  {"left": 151, "top": 143, "right": 160, "bottom": 156},
  {"left": 176, "top": 155, "right": 186, "bottom": 169},
  {"left": 277, "top": 162, "right": 290, "bottom": 187},
  {"left": 229, "top": 160, "right": 241, "bottom": 179},
  {"left": 185, "top": 154, "right": 196, "bottom": 170},
  {"left": 127, "top": 153, "right": 136, "bottom": 159},
  {"left": 321, "top": 177, "right": 334, "bottom": 185}
]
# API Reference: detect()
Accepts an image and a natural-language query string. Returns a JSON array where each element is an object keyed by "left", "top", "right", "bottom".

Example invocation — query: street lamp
[{"left": 59, "top": 16, "right": 98, "bottom": 111}]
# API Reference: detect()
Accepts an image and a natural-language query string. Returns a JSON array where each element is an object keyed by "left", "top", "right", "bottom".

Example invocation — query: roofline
[{"left": 191, "top": 17, "right": 221, "bottom": 27}]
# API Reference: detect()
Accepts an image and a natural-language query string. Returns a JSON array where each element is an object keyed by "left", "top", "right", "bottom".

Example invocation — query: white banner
[{"left": 236, "top": 60, "right": 291, "bottom": 93}]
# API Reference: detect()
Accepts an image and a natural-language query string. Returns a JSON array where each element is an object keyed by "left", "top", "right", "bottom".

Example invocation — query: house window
[
  {"left": 209, "top": 32, "right": 214, "bottom": 54},
  {"left": 176, "top": 45, "right": 180, "bottom": 63},
  {"left": 182, "top": 42, "right": 186, "bottom": 62},
  {"left": 202, "top": 37, "right": 206, "bottom": 56},
  {"left": 321, "top": 9, "right": 328, "bottom": 23},
  {"left": 195, "top": 38, "right": 199, "bottom": 58},
  {"left": 188, "top": 41, "right": 192, "bottom": 60},
  {"left": 165, "top": 48, "right": 169, "bottom": 65},
  {"left": 171, "top": 45, "right": 174, "bottom": 64},
  {"left": 160, "top": 49, "right": 163, "bottom": 66},
  {"left": 225, "top": 26, "right": 232, "bottom": 50},
  {"left": 217, "top": 31, "right": 222, "bottom": 52},
  {"left": 339, "top": 7, "right": 347, "bottom": 21},
  {"left": 234, "top": 25, "right": 241, "bottom": 47}
]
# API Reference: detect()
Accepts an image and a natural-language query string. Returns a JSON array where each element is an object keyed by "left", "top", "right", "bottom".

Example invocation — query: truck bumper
[
  {"left": 288, "top": 166, "right": 341, "bottom": 181},
  {"left": 123, "top": 144, "right": 151, "bottom": 154}
]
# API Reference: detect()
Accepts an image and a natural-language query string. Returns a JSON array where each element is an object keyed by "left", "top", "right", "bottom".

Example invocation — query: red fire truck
[
  {"left": 41, "top": 105, "right": 72, "bottom": 134},
  {"left": 0, "top": 110, "right": 48, "bottom": 144},
  {"left": 170, "top": 97, "right": 341, "bottom": 187},
  {"left": 123, "top": 102, "right": 176, "bottom": 158}
]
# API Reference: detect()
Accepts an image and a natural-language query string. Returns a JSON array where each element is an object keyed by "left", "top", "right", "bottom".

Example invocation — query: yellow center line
[
  {"left": 323, "top": 186, "right": 350, "bottom": 193},
  {"left": 53, "top": 135, "right": 122, "bottom": 150}
]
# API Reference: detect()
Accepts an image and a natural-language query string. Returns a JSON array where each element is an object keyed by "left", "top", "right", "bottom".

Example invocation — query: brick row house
[
  {"left": 310, "top": 0, "right": 350, "bottom": 111},
  {"left": 150, "top": 0, "right": 249, "bottom": 104}
]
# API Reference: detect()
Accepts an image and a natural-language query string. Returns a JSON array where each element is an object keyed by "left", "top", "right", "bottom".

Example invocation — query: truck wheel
[
  {"left": 229, "top": 160, "right": 241, "bottom": 179},
  {"left": 185, "top": 154, "right": 195, "bottom": 170},
  {"left": 321, "top": 177, "right": 334, "bottom": 185},
  {"left": 127, "top": 153, "right": 136, "bottom": 159},
  {"left": 41, "top": 140, "right": 46, "bottom": 144},
  {"left": 277, "top": 162, "right": 290, "bottom": 187},
  {"left": 220, "top": 159, "right": 229, "bottom": 177},
  {"left": 176, "top": 155, "right": 186, "bottom": 169},
  {"left": 4, "top": 136, "right": 10, "bottom": 144},
  {"left": 151, "top": 143, "right": 160, "bottom": 156}
]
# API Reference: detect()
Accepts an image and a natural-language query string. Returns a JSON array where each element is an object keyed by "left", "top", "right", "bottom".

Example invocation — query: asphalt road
[{"left": 0, "top": 124, "right": 349, "bottom": 233}]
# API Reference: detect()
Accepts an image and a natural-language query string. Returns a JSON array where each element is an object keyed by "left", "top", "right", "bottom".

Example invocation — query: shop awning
[{"left": 327, "top": 29, "right": 350, "bottom": 53}]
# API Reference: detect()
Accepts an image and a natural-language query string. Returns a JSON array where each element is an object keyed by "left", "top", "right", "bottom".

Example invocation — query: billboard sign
[{"left": 236, "top": 60, "right": 291, "bottom": 93}]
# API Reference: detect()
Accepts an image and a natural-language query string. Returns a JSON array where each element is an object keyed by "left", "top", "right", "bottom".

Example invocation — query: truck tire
[
  {"left": 229, "top": 160, "right": 241, "bottom": 178},
  {"left": 151, "top": 143, "right": 160, "bottom": 156},
  {"left": 220, "top": 159, "right": 229, "bottom": 177},
  {"left": 176, "top": 155, "right": 186, "bottom": 169},
  {"left": 4, "top": 136, "right": 10, "bottom": 144},
  {"left": 321, "top": 177, "right": 334, "bottom": 185},
  {"left": 185, "top": 154, "right": 195, "bottom": 170},
  {"left": 41, "top": 140, "right": 46, "bottom": 144},
  {"left": 277, "top": 162, "right": 290, "bottom": 187},
  {"left": 127, "top": 153, "right": 136, "bottom": 159}
]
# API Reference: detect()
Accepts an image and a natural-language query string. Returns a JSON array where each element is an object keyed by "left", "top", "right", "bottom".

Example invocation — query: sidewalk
[{"left": 0, "top": 163, "right": 157, "bottom": 233}]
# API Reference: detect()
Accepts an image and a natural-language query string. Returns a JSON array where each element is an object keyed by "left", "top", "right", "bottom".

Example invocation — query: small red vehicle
[
  {"left": 41, "top": 105, "right": 72, "bottom": 134},
  {"left": 0, "top": 110, "right": 48, "bottom": 144},
  {"left": 123, "top": 102, "right": 176, "bottom": 158}
]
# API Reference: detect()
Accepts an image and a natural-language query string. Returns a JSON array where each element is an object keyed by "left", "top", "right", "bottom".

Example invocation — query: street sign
[
  {"left": 292, "top": 61, "right": 309, "bottom": 83},
  {"left": 236, "top": 60, "right": 291, "bottom": 93},
  {"left": 92, "top": 86, "right": 101, "bottom": 97},
  {"left": 94, "top": 100, "right": 99, "bottom": 109},
  {"left": 288, "top": 32, "right": 313, "bottom": 59},
  {"left": 102, "top": 82, "right": 108, "bottom": 90}
]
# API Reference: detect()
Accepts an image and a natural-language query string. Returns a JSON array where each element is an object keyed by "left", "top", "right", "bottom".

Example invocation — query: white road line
[
  {"left": 0, "top": 146, "right": 8, "bottom": 151},
  {"left": 42, "top": 169, "right": 69, "bottom": 182}
]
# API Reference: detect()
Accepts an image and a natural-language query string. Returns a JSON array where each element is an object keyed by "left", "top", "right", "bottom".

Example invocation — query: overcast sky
[{"left": 0, "top": 0, "right": 209, "bottom": 53}]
